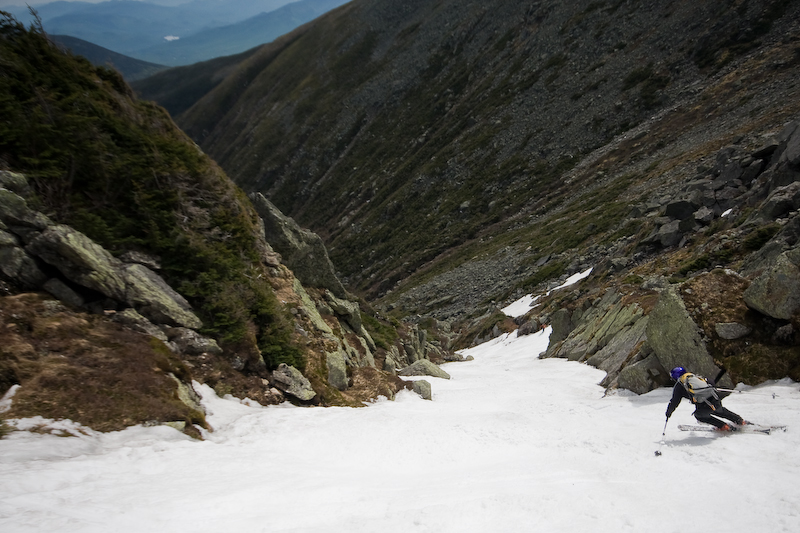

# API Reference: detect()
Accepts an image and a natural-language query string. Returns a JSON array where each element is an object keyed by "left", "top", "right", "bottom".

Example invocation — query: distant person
[{"left": 665, "top": 366, "right": 749, "bottom": 431}]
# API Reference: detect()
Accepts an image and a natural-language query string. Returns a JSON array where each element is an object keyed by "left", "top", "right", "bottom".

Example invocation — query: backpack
[{"left": 679, "top": 372, "right": 719, "bottom": 404}]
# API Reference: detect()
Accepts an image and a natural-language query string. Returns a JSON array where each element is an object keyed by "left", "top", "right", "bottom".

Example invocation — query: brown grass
[{"left": 1, "top": 293, "right": 206, "bottom": 433}]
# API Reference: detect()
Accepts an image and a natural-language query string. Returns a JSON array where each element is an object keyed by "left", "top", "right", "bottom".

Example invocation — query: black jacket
[{"left": 665, "top": 369, "right": 728, "bottom": 419}]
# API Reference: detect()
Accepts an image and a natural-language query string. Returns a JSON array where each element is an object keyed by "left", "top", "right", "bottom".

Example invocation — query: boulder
[
  {"left": 0, "top": 244, "right": 48, "bottom": 288},
  {"left": 26, "top": 225, "right": 202, "bottom": 328},
  {"left": 272, "top": 363, "right": 316, "bottom": 401},
  {"left": 645, "top": 286, "right": 726, "bottom": 385},
  {"left": 42, "top": 278, "right": 85, "bottom": 308},
  {"left": 167, "top": 327, "right": 223, "bottom": 355},
  {"left": 398, "top": 359, "right": 451, "bottom": 379},
  {"left": 121, "top": 263, "right": 202, "bottom": 329},
  {"left": 664, "top": 200, "right": 696, "bottom": 220},
  {"left": 743, "top": 249, "right": 800, "bottom": 320},
  {"left": 616, "top": 354, "right": 667, "bottom": 394},
  {"left": 250, "top": 193, "right": 347, "bottom": 298},
  {"left": 412, "top": 380, "right": 432, "bottom": 400},
  {"left": 326, "top": 349, "right": 348, "bottom": 390},
  {"left": 0, "top": 171, "right": 31, "bottom": 196},
  {"left": 325, "top": 291, "right": 363, "bottom": 331},
  {"left": 548, "top": 308, "right": 573, "bottom": 344},
  {"left": 714, "top": 322, "right": 752, "bottom": 340},
  {"left": 780, "top": 121, "right": 800, "bottom": 167},
  {"left": 658, "top": 220, "right": 682, "bottom": 247},
  {"left": 113, "top": 308, "right": 169, "bottom": 343},
  {"left": 693, "top": 206, "right": 715, "bottom": 225},
  {"left": 26, "top": 225, "right": 129, "bottom": 298},
  {"left": 0, "top": 188, "right": 52, "bottom": 230},
  {"left": 757, "top": 182, "right": 800, "bottom": 220}
]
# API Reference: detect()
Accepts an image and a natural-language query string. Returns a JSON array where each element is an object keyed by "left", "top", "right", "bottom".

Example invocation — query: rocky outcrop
[
  {"left": 645, "top": 286, "right": 727, "bottom": 386},
  {"left": 26, "top": 225, "right": 203, "bottom": 329},
  {"left": 541, "top": 280, "right": 741, "bottom": 393},
  {"left": 250, "top": 193, "right": 347, "bottom": 299},
  {"left": 743, "top": 248, "right": 800, "bottom": 320},
  {"left": 1, "top": 184, "right": 202, "bottom": 329}
]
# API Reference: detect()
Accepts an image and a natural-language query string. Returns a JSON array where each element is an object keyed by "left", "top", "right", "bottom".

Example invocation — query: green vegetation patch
[{"left": 0, "top": 14, "right": 302, "bottom": 370}]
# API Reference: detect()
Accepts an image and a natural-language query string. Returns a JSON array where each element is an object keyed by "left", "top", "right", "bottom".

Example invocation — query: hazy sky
[{"left": 0, "top": 0, "right": 191, "bottom": 8}]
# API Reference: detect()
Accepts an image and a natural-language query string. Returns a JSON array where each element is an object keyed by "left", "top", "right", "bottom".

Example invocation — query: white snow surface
[
  {"left": 502, "top": 266, "right": 593, "bottom": 318},
  {"left": 2, "top": 327, "right": 800, "bottom": 532}
]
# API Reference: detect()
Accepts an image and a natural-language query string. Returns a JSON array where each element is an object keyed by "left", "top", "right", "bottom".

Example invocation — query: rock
[
  {"left": 773, "top": 324, "right": 795, "bottom": 344},
  {"left": 412, "top": 380, "right": 432, "bottom": 400},
  {"left": 167, "top": 327, "right": 223, "bottom": 355},
  {"left": 549, "top": 308, "right": 574, "bottom": 344},
  {"left": 743, "top": 250, "right": 800, "bottom": 320},
  {"left": 272, "top": 363, "right": 316, "bottom": 401},
  {"left": 326, "top": 349, "right": 348, "bottom": 390},
  {"left": 398, "top": 359, "right": 451, "bottom": 379},
  {"left": 325, "top": 291, "right": 363, "bottom": 332},
  {"left": 121, "top": 263, "right": 203, "bottom": 329},
  {"left": 167, "top": 373, "right": 204, "bottom": 414},
  {"left": 616, "top": 353, "right": 667, "bottom": 394},
  {"left": 119, "top": 250, "right": 162, "bottom": 270},
  {"left": 752, "top": 139, "right": 780, "bottom": 160},
  {"left": 26, "top": 225, "right": 129, "bottom": 298},
  {"left": 693, "top": 206, "right": 715, "bottom": 225},
  {"left": 757, "top": 182, "right": 800, "bottom": 220},
  {"left": 664, "top": 200, "right": 696, "bottom": 220},
  {"left": 0, "top": 171, "right": 31, "bottom": 197},
  {"left": 780, "top": 121, "right": 800, "bottom": 167},
  {"left": 714, "top": 322, "right": 752, "bottom": 340},
  {"left": 42, "top": 278, "right": 85, "bottom": 308},
  {"left": 741, "top": 159, "right": 765, "bottom": 184},
  {"left": 250, "top": 193, "right": 347, "bottom": 298},
  {"left": 645, "top": 286, "right": 727, "bottom": 385},
  {"left": 0, "top": 244, "right": 48, "bottom": 288},
  {"left": 658, "top": 220, "right": 682, "bottom": 247},
  {"left": 113, "top": 308, "right": 169, "bottom": 342},
  {"left": 26, "top": 225, "right": 202, "bottom": 328},
  {"left": 517, "top": 319, "right": 540, "bottom": 336},
  {"left": 0, "top": 188, "right": 52, "bottom": 230}
]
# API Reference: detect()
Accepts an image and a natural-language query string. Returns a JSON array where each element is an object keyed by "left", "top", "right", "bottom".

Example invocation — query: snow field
[{"left": 1, "top": 326, "right": 799, "bottom": 532}]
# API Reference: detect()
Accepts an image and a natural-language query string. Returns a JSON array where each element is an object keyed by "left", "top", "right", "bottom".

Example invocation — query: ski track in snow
[{"left": 1, "top": 327, "right": 800, "bottom": 532}]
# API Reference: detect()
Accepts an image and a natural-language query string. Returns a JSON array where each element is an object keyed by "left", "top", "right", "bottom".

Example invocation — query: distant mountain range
[
  {"left": 8, "top": 0, "right": 349, "bottom": 66},
  {"left": 49, "top": 34, "right": 168, "bottom": 81},
  {"left": 133, "top": 0, "right": 349, "bottom": 65}
]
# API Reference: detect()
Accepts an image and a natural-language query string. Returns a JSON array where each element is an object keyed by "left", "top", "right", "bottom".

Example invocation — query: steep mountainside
[
  {"left": 153, "top": 0, "right": 800, "bottom": 388},
  {"left": 171, "top": 0, "right": 800, "bottom": 307},
  {"left": 1, "top": 14, "right": 439, "bottom": 435},
  {"left": 50, "top": 34, "right": 168, "bottom": 81}
]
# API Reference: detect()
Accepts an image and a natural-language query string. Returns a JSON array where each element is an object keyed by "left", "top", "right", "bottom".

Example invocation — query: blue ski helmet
[{"left": 670, "top": 366, "right": 687, "bottom": 380}]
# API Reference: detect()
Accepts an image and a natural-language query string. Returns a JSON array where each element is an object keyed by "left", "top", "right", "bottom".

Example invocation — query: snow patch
[{"left": 502, "top": 266, "right": 593, "bottom": 318}]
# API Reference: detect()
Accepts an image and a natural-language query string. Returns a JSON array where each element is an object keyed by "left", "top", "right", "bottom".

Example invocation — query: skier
[{"left": 665, "top": 366, "right": 749, "bottom": 431}]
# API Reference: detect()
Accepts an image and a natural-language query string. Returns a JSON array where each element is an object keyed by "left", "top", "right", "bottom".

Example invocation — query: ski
[
  {"left": 677, "top": 424, "right": 772, "bottom": 435},
  {"left": 745, "top": 423, "right": 787, "bottom": 432}
]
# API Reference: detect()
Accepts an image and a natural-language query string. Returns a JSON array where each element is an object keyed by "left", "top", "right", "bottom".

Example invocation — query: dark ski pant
[{"left": 694, "top": 399, "right": 744, "bottom": 428}]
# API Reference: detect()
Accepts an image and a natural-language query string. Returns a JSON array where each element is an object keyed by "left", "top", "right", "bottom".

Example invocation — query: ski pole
[
  {"left": 655, "top": 417, "right": 668, "bottom": 457},
  {"left": 716, "top": 388, "right": 777, "bottom": 398}
]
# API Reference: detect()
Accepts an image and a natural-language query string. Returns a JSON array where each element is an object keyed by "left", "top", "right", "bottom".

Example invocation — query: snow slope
[{"left": 1, "top": 327, "right": 799, "bottom": 533}]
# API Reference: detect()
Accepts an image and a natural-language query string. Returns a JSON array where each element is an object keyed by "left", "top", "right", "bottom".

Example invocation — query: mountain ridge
[{"left": 166, "top": 0, "right": 800, "bottom": 302}]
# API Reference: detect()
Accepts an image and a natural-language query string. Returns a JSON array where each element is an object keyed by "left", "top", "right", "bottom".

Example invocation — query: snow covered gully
[{"left": 1, "top": 327, "right": 799, "bottom": 532}]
